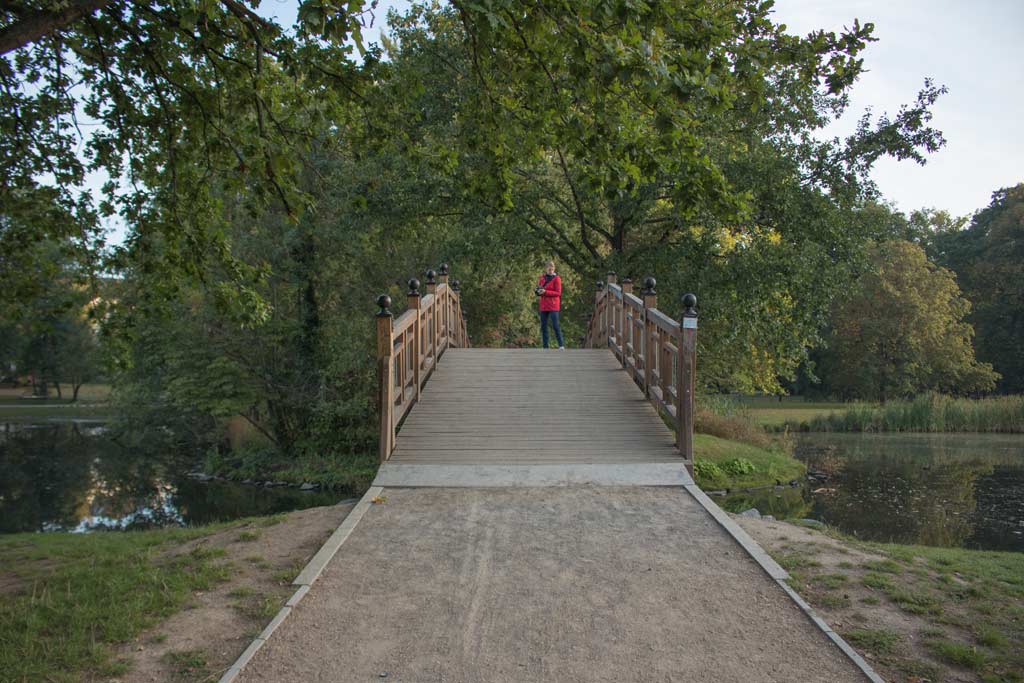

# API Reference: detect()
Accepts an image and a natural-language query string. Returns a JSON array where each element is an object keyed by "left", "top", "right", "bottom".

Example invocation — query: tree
[
  {"left": 820, "top": 240, "right": 997, "bottom": 401},
  {"left": 929, "top": 184, "right": 1024, "bottom": 393},
  {"left": 370, "top": 3, "right": 947, "bottom": 392},
  {"left": 1, "top": 0, "right": 377, "bottom": 311}
]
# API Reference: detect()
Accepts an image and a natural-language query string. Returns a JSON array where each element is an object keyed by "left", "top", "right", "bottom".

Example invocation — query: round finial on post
[
  {"left": 682, "top": 293, "right": 697, "bottom": 317},
  {"left": 642, "top": 276, "right": 656, "bottom": 295},
  {"left": 596, "top": 281, "right": 605, "bottom": 291},
  {"left": 376, "top": 294, "right": 392, "bottom": 317},
  {"left": 407, "top": 278, "right": 421, "bottom": 296},
  {"left": 622, "top": 277, "right": 632, "bottom": 284},
  {"left": 439, "top": 263, "right": 449, "bottom": 276},
  {"left": 425, "top": 269, "right": 436, "bottom": 285},
  {"left": 451, "top": 279, "right": 461, "bottom": 292}
]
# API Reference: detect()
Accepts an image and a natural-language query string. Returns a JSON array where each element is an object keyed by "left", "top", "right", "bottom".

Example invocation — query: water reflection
[
  {"left": 719, "top": 432, "right": 1024, "bottom": 552},
  {"left": 0, "top": 423, "right": 344, "bottom": 533}
]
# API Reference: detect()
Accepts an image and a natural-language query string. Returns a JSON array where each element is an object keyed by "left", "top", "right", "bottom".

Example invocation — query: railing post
[
  {"left": 620, "top": 278, "right": 632, "bottom": 369},
  {"left": 676, "top": 293, "right": 698, "bottom": 475},
  {"left": 425, "top": 269, "right": 437, "bottom": 364},
  {"left": 407, "top": 279, "right": 422, "bottom": 401},
  {"left": 452, "top": 279, "right": 462, "bottom": 347},
  {"left": 376, "top": 294, "right": 395, "bottom": 463},
  {"left": 607, "top": 271, "right": 617, "bottom": 350},
  {"left": 438, "top": 264, "right": 450, "bottom": 347},
  {"left": 641, "top": 276, "right": 657, "bottom": 397}
]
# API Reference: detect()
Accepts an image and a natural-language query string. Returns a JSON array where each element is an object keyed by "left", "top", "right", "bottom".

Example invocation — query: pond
[
  {"left": 719, "top": 432, "right": 1024, "bottom": 552},
  {"left": 0, "top": 423, "right": 349, "bottom": 534}
]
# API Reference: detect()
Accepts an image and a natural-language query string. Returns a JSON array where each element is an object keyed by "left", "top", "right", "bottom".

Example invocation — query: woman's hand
[{"left": 535, "top": 286, "right": 546, "bottom": 296}]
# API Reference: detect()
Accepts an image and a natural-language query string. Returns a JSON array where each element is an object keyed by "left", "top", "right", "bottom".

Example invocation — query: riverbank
[
  {"left": 737, "top": 515, "right": 1024, "bottom": 683},
  {"left": 202, "top": 447, "right": 377, "bottom": 493},
  {"left": 0, "top": 503, "right": 353, "bottom": 683},
  {"left": 692, "top": 433, "right": 805, "bottom": 490}
]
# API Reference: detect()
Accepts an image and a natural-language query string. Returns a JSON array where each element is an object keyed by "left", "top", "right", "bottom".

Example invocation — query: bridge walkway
[{"left": 390, "top": 349, "right": 679, "bottom": 466}]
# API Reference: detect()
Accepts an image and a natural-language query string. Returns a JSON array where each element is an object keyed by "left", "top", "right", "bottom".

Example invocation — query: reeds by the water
[{"left": 802, "top": 394, "right": 1024, "bottom": 433}]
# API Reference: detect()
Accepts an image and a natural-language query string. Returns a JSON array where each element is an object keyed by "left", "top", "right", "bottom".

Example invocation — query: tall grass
[
  {"left": 801, "top": 394, "right": 1024, "bottom": 433},
  {"left": 695, "top": 395, "right": 783, "bottom": 451}
]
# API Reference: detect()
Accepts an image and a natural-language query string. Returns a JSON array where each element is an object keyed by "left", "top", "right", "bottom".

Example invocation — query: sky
[{"left": 767, "top": 0, "right": 1022, "bottom": 217}]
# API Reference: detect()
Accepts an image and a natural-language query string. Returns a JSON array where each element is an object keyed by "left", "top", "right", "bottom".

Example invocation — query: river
[
  {"left": 719, "top": 432, "right": 1024, "bottom": 552},
  {"left": 0, "top": 423, "right": 346, "bottom": 533},
  {"left": 3, "top": 424, "right": 1023, "bottom": 549}
]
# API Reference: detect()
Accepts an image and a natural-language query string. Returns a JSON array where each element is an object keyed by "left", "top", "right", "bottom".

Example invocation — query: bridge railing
[
  {"left": 375, "top": 264, "right": 470, "bottom": 462},
  {"left": 584, "top": 273, "right": 697, "bottom": 473}
]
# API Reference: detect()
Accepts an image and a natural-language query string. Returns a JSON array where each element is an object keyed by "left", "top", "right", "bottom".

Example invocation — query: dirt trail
[
  {"left": 239, "top": 487, "right": 868, "bottom": 683},
  {"left": 116, "top": 503, "right": 354, "bottom": 683}
]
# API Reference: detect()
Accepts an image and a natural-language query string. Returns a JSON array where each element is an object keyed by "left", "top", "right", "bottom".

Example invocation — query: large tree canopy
[
  {"left": 820, "top": 240, "right": 998, "bottom": 402},
  {"left": 370, "top": 2, "right": 946, "bottom": 391},
  {"left": 1, "top": 0, "right": 377, "bottom": 317}
]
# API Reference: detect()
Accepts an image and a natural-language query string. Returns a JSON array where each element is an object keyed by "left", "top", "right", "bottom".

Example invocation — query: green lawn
[
  {"left": 737, "top": 398, "right": 870, "bottom": 428},
  {"left": 762, "top": 526, "right": 1024, "bottom": 683},
  {"left": 0, "top": 383, "right": 112, "bottom": 421},
  {"left": 0, "top": 524, "right": 235, "bottom": 682},
  {"left": 693, "top": 433, "right": 805, "bottom": 490}
]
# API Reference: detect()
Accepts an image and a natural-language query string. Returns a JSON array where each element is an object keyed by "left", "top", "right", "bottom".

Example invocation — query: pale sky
[{"left": 771, "top": 0, "right": 1024, "bottom": 217}]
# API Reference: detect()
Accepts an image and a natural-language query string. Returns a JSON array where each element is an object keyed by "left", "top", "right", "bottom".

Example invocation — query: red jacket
[{"left": 537, "top": 273, "right": 562, "bottom": 312}]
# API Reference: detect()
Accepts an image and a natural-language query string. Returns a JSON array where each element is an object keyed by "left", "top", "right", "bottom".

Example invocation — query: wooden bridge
[
  {"left": 375, "top": 269, "right": 697, "bottom": 475},
  {"left": 224, "top": 263, "right": 881, "bottom": 683}
]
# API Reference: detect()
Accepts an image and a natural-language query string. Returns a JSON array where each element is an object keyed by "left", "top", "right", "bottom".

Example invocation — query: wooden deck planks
[{"left": 392, "top": 349, "right": 684, "bottom": 466}]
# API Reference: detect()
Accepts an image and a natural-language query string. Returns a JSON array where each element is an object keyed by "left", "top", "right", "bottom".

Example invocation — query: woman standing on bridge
[{"left": 536, "top": 260, "right": 565, "bottom": 349}]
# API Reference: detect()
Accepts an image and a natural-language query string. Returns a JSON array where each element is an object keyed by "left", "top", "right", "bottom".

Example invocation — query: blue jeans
[{"left": 540, "top": 310, "right": 564, "bottom": 348}]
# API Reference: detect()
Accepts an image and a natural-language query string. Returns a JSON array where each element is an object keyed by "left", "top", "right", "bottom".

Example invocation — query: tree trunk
[{"left": 0, "top": 0, "right": 112, "bottom": 56}]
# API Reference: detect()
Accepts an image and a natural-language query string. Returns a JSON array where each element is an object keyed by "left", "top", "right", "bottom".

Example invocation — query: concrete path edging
[
  {"left": 218, "top": 486, "right": 383, "bottom": 683},
  {"left": 682, "top": 483, "right": 886, "bottom": 683},
  {"left": 373, "top": 462, "right": 694, "bottom": 487}
]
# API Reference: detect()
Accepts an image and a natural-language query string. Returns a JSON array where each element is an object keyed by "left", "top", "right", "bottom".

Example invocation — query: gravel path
[{"left": 239, "top": 487, "right": 868, "bottom": 683}]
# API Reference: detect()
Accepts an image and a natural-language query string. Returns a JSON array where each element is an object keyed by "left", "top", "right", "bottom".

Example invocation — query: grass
[
  {"left": 0, "top": 383, "right": 113, "bottom": 421},
  {"left": 926, "top": 639, "right": 987, "bottom": 670},
  {"left": 163, "top": 648, "right": 215, "bottom": 682},
  {"left": 758, "top": 524, "right": 1024, "bottom": 683},
  {"left": 0, "top": 528, "right": 233, "bottom": 683},
  {"left": 203, "top": 444, "right": 377, "bottom": 493},
  {"left": 799, "top": 393, "right": 1024, "bottom": 433},
  {"left": 693, "top": 433, "right": 805, "bottom": 490},
  {"left": 841, "top": 628, "right": 902, "bottom": 656},
  {"left": 739, "top": 397, "right": 859, "bottom": 428}
]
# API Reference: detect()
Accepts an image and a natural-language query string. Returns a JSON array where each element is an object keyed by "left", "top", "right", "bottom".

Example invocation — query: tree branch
[{"left": 0, "top": 0, "right": 111, "bottom": 56}]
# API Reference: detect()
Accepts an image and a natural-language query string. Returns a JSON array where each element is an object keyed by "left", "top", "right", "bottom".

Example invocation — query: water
[
  {"left": 0, "top": 423, "right": 347, "bottom": 534},
  {"left": 719, "top": 432, "right": 1024, "bottom": 552}
]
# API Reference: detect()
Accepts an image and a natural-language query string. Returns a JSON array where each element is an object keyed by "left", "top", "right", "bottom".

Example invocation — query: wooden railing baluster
[
  {"left": 641, "top": 277, "right": 657, "bottom": 399},
  {"left": 376, "top": 264, "right": 471, "bottom": 463},
  {"left": 583, "top": 274, "right": 697, "bottom": 476},
  {"left": 621, "top": 278, "right": 632, "bottom": 370},
  {"left": 407, "top": 279, "right": 422, "bottom": 404}
]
